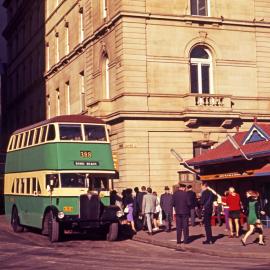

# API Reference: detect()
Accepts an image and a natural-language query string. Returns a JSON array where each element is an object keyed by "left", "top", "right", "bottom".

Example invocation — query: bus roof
[{"left": 12, "top": 115, "right": 105, "bottom": 135}]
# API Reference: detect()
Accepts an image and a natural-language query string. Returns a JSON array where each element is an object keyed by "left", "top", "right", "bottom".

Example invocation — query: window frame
[
  {"left": 190, "top": 46, "right": 213, "bottom": 94},
  {"left": 190, "top": 0, "right": 210, "bottom": 17}
]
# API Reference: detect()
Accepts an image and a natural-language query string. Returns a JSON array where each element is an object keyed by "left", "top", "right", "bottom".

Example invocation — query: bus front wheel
[
  {"left": 47, "top": 211, "right": 61, "bottom": 242},
  {"left": 11, "top": 207, "right": 24, "bottom": 233},
  {"left": 106, "top": 222, "right": 118, "bottom": 241}
]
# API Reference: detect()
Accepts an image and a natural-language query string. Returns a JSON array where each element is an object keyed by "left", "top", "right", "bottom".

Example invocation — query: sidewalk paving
[{"left": 132, "top": 224, "right": 270, "bottom": 259}]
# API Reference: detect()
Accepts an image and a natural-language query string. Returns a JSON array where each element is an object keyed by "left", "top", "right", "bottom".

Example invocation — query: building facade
[
  {"left": 4, "top": 0, "right": 270, "bottom": 193},
  {"left": 2, "top": 0, "right": 46, "bottom": 147}
]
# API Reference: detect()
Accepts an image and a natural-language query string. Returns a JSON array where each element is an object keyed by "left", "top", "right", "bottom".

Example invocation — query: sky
[{"left": 0, "top": 0, "right": 7, "bottom": 63}]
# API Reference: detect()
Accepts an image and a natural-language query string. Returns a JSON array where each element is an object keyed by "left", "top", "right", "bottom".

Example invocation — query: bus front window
[
  {"left": 46, "top": 174, "right": 59, "bottom": 188},
  {"left": 91, "top": 177, "right": 109, "bottom": 191},
  {"left": 61, "top": 173, "right": 86, "bottom": 188},
  {"left": 84, "top": 125, "right": 107, "bottom": 141},
  {"left": 59, "top": 124, "right": 82, "bottom": 141}
]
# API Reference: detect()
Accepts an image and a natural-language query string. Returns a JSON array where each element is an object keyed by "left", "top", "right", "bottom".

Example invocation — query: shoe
[
  {"left": 147, "top": 231, "right": 153, "bottom": 236},
  {"left": 202, "top": 240, "right": 213, "bottom": 244},
  {"left": 258, "top": 242, "right": 265, "bottom": 246},
  {"left": 241, "top": 239, "right": 246, "bottom": 246},
  {"left": 165, "top": 229, "right": 171, "bottom": 233},
  {"left": 153, "top": 227, "right": 159, "bottom": 232},
  {"left": 228, "top": 235, "right": 234, "bottom": 238}
]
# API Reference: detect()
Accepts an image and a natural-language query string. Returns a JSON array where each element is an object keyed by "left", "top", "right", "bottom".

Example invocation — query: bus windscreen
[
  {"left": 59, "top": 124, "right": 82, "bottom": 141},
  {"left": 84, "top": 125, "right": 107, "bottom": 141}
]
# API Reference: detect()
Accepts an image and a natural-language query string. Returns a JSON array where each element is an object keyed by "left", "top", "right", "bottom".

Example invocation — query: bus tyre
[
  {"left": 107, "top": 222, "right": 118, "bottom": 241},
  {"left": 48, "top": 211, "right": 60, "bottom": 242},
  {"left": 11, "top": 207, "right": 24, "bottom": 233}
]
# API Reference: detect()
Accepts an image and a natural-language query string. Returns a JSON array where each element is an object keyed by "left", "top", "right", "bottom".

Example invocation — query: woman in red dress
[{"left": 226, "top": 187, "right": 241, "bottom": 238}]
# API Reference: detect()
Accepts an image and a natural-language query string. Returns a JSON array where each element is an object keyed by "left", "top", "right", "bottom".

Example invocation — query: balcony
[{"left": 183, "top": 94, "right": 233, "bottom": 112}]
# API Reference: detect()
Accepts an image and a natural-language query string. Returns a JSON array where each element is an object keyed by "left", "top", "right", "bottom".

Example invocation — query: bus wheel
[
  {"left": 106, "top": 222, "right": 118, "bottom": 241},
  {"left": 47, "top": 211, "right": 60, "bottom": 242},
  {"left": 11, "top": 207, "right": 24, "bottom": 233}
]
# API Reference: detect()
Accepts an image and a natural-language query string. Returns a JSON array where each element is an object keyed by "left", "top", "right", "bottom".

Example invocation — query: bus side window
[
  {"left": 35, "top": 128, "right": 41, "bottom": 144},
  {"left": 13, "top": 135, "right": 18, "bottom": 150},
  {"left": 37, "top": 181, "right": 41, "bottom": 194},
  {"left": 23, "top": 132, "right": 29, "bottom": 147},
  {"left": 40, "top": 126, "right": 48, "bottom": 143},
  {"left": 19, "top": 134, "right": 24, "bottom": 148},
  {"left": 20, "top": 179, "right": 25, "bottom": 194},
  {"left": 26, "top": 178, "right": 30, "bottom": 194},
  {"left": 11, "top": 180, "right": 15, "bottom": 193},
  {"left": 47, "top": 125, "right": 56, "bottom": 141},
  {"left": 16, "top": 179, "right": 19, "bottom": 193},
  {"left": 15, "top": 135, "right": 20, "bottom": 149},
  {"left": 8, "top": 136, "right": 14, "bottom": 151},
  {"left": 28, "top": 130, "right": 35, "bottom": 146},
  {"left": 32, "top": 178, "right": 37, "bottom": 194}
]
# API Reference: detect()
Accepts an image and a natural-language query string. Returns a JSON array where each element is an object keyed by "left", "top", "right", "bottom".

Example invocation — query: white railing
[{"left": 195, "top": 95, "right": 224, "bottom": 107}]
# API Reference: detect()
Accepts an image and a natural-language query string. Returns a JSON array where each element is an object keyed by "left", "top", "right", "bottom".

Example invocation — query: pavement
[{"left": 132, "top": 223, "right": 270, "bottom": 259}]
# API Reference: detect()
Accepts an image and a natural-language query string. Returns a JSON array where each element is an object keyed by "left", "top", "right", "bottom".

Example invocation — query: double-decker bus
[{"left": 4, "top": 115, "right": 122, "bottom": 242}]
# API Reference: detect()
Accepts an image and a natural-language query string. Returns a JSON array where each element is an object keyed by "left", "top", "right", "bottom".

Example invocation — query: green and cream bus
[{"left": 4, "top": 115, "right": 122, "bottom": 242}]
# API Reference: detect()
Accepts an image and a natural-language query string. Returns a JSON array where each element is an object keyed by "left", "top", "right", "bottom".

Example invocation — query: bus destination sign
[{"left": 74, "top": 161, "right": 99, "bottom": 166}]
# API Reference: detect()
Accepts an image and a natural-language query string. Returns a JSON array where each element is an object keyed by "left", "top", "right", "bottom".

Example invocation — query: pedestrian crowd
[{"left": 110, "top": 182, "right": 269, "bottom": 247}]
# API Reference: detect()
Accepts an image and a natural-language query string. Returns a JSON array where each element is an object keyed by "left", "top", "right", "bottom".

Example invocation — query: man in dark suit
[
  {"left": 187, "top": 185, "right": 197, "bottom": 226},
  {"left": 135, "top": 186, "right": 147, "bottom": 230},
  {"left": 172, "top": 184, "right": 191, "bottom": 245},
  {"left": 200, "top": 182, "right": 215, "bottom": 244},
  {"left": 160, "top": 186, "right": 173, "bottom": 232}
]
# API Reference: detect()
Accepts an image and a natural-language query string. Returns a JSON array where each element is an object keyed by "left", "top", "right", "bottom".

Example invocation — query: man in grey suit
[{"left": 142, "top": 187, "right": 157, "bottom": 235}]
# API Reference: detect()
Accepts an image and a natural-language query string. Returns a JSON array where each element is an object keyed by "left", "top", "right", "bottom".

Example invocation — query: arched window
[
  {"left": 190, "top": 46, "right": 213, "bottom": 94},
  {"left": 101, "top": 54, "right": 110, "bottom": 99}
]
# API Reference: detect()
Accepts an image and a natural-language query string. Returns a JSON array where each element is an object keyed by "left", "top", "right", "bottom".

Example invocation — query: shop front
[{"left": 186, "top": 123, "right": 270, "bottom": 205}]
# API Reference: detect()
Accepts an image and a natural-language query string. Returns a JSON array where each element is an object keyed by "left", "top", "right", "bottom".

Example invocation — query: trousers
[
  {"left": 190, "top": 208, "right": 196, "bottom": 226},
  {"left": 175, "top": 214, "right": 189, "bottom": 244},
  {"left": 203, "top": 212, "right": 213, "bottom": 241},
  {"left": 145, "top": 213, "right": 154, "bottom": 233},
  {"left": 164, "top": 212, "right": 172, "bottom": 231}
]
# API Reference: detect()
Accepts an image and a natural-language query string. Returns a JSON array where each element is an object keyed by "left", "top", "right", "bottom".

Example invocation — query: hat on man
[
  {"left": 164, "top": 186, "right": 170, "bottom": 190},
  {"left": 179, "top": 184, "right": 186, "bottom": 188}
]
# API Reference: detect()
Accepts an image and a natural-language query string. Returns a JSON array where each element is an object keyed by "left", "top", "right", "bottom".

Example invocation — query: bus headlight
[
  {"left": 116, "top": 210, "right": 124, "bottom": 218},
  {"left": 58, "top": 211, "right": 65, "bottom": 219}
]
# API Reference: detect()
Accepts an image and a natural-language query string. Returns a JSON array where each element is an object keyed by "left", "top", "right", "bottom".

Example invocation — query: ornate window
[{"left": 190, "top": 46, "right": 213, "bottom": 94}]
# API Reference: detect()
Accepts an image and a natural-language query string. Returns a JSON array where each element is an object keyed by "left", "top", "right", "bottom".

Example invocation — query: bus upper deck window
[
  {"left": 59, "top": 124, "right": 82, "bottom": 141},
  {"left": 8, "top": 136, "right": 14, "bottom": 151},
  {"left": 13, "top": 135, "right": 18, "bottom": 150},
  {"left": 28, "top": 130, "right": 35, "bottom": 146},
  {"left": 16, "top": 134, "right": 22, "bottom": 149},
  {"left": 41, "top": 126, "right": 48, "bottom": 143},
  {"left": 47, "top": 125, "right": 56, "bottom": 141},
  {"left": 23, "top": 132, "right": 29, "bottom": 147},
  {"left": 17, "top": 134, "right": 23, "bottom": 149},
  {"left": 84, "top": 125, "right": 107, "bottom": 141},
  {"left": 35, "top": 128, "right": 41, "bottom": 144}
]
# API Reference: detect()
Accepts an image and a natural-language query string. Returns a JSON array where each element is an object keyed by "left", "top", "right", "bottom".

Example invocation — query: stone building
[
  {"left": 4, "top": 0, "right": 270, "bottom": 193},
  {"left": 2, "top": 0, "right": 46, "bottom": 147}
]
